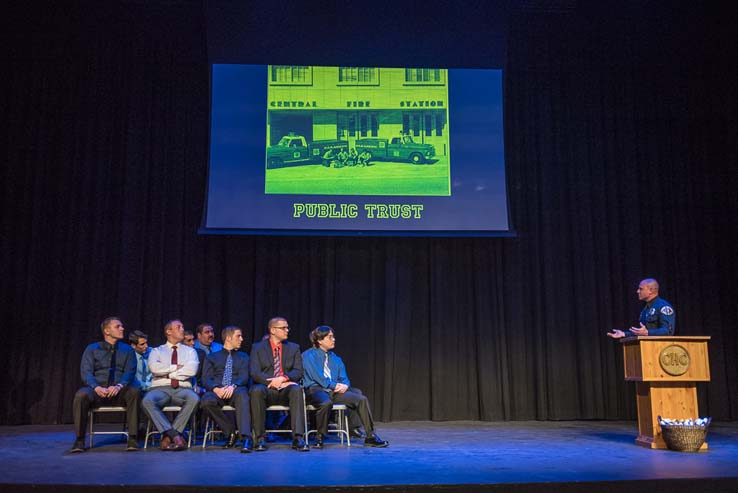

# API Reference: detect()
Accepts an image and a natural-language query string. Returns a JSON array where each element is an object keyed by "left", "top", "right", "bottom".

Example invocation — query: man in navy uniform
[{"left": 608, "top": 278, "right": 675, "bottom": 338}]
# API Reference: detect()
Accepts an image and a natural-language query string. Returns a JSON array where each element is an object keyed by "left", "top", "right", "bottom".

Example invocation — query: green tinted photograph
[{"left": 264, "top": 66, "right": 450, "bottom": 196}]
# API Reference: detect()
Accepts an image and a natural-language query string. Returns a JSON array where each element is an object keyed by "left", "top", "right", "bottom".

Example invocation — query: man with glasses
[
  {"left": 302, "top": 325, "right": 388, "bottom": 448},
  {"left": 249, "top": 317, "right": 309, "bottom": 452}
]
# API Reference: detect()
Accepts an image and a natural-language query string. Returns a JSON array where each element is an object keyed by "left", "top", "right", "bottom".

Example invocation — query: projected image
[{"left": 265, "top": 66, "right": 451, "bottom": 196}]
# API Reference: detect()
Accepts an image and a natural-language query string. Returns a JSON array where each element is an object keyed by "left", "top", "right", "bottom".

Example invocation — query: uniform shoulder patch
[{"left": 660, "top": 306, "right": 674, "bottom": 316}]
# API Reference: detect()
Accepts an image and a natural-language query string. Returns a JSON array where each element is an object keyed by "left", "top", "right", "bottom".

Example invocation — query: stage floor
[{"left": 1, "top": 420, "right": 737, "bottom": 492}]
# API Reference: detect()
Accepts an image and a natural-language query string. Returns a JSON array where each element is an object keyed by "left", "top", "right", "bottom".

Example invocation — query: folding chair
[
  {"left": 143, "top": 406, "right": 197, "bottom": 449},
  {"left": 306, "top": 403, "right": 351, "bottom": 446},
  {"left": 87, "top": 406, "right": 129, "bottom": 448},
  {"left": 201, "top": 405, "right": 236, "bottom": 448}
]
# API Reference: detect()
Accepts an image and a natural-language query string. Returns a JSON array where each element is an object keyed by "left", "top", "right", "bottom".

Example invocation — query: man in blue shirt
[
  {"left": 194, "top": 323, "right": 224, "bottom": 355},
  {"left": 608, "top": 278, "right": 676, "bottom": 339},
  {"left": 129, "top": 330, "right": 152, "bottom": 392},
  {"left": 201, "top": 325, "right": 253, "bottom": 452},
  {"left": 184, "top": 329, "right": 207, "bottom": 395},
  {"left": 70, "top": 317, "right": 141, "bottom": 453},
  {"left": 302, "top": 325, "right": 388, "bottom": 448}
]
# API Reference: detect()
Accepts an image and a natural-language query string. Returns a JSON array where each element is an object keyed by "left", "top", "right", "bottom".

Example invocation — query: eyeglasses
[{"left": 273, "top": 326, "right": 290, "bottom": 331}]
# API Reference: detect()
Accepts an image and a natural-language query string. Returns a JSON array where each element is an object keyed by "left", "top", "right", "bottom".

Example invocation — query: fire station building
[{"left": 267, "top": 66, "right": 449, "bottom": 156}]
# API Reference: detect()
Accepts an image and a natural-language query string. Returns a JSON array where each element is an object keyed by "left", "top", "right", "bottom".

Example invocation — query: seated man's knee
[
  {"left": 200, "top": 394, "right": 217, "bottom": 409},
  {"left": 234, "top": 387, "right": 250, "bottom": 402},
  {"left": 249, "top": 384, "right": 267, "bottom": 398},
  {"left": 74, "top": 387, "right": 94, "bottom": 402},
  {"left": 286, "top": 385, "right": 303, "bottom": 399},
  {"left": 125, "top": 387, "right": 142, "bottom": 401}
]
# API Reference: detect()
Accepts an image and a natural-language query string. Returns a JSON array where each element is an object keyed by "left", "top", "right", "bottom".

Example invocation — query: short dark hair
[
  {"left": 100, "top": 317, "right": 121, "bottom": 335},
  {"left": 195, "top": 323, "right": 213, "bottom": 336},
  {"left": 163, "top": 319, "right": 181, "bottom": 337},
  {"left": 221, "top": 325, "right": 241, "bottom": 342},
  {"left": 183, "top": 329, "right": 194, "bottom": 337},
  {"left": 268, "top": 317, "right": 287, "bottom": 329},
  {"left": 309, "top": 325, "right": 333, "bottom": 348},
  {"left": 128, "top": 330, "right": 148, "bottom": 345}
]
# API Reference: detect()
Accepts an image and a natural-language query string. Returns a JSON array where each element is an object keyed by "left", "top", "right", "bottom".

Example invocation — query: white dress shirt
[{"left": 148, "top": 341, "right": 199, "bottom": 389}]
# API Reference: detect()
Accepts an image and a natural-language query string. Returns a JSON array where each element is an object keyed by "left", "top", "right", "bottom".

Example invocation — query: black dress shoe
[
  {"left": 253, "top": 439, "right": 267, "bottom": 452},
  {"left": 224, "top": 432, "right": 238, "bottom": 448},
  {"left": 126, "top": 437, "right": 139, "bottom": 451},
  {"left": 312, "top": 433, "right": 324, "bottom": 449},
  {"left": 292, "top": 437, "right": 310, "bottom": 452},
  {"left": 241, "top": 437, "right": 253, "bottom": 453},
  {"left": 349, "top": 428, "right": 366, "bottom": 439},
  {"left": 69, "top": 439, "right": 85, "bottom": 453},
  {"left": 364, "top": 434, "right": 389, "bottom": 448}
]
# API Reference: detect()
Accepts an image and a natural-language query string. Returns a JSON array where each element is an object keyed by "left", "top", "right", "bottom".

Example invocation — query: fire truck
[{"left": 266, "top": 133, "right": 348, "bottom": 169}]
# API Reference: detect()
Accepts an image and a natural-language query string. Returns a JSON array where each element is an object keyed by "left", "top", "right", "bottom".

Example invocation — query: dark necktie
[
  {"left": 107, "top": 343, "right": 117, "bottom": 386},
  {"left": 171, "top": 345, "right": 179, "bottom": 388},
  {"left": 273, "top": 346, "right": 282, "bottom": 377},
  {"left": 222, "top": 351, "right": 233, "bottom": 387}
]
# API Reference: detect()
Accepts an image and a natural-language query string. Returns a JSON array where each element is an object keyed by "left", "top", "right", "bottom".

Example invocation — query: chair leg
[
  {"left": 344, "top": 411, "right": 351, "bottom": 447},
  {"left": 188, "top": 414, "right": 195, "bottom": 448},
  {"left": 88, "top": 411, "right": 94, "bottom": 448},
  {"left": 201, "top": 416, "right": 211, "bottom": 449},
  {"left": 144, "top": 419, "right": 152, "bottom": 449}
]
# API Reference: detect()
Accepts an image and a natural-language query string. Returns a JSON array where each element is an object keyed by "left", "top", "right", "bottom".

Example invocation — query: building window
[
  {"left": 338, "top": 67, "right": 378, "bottom": 85},
  {"left": 403, "top": 113, "right": 422, "bottom": 137},
  {"left": 338, "top": 112, "right": 378, "bottom": 139},
  {"left": 404, "top": 68, "right": 444, "bottom": 84},
  {"left": 404, "top": 112, "right": 445, "bottom": 137},
  {"left": 270, "top": 66, "right": 312, "bottom": 84},
  {"left": 435, "top": 114, "right": 444, "bottom": 136}
]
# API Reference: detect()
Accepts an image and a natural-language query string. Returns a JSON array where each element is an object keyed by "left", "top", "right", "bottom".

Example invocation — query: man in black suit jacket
[
  {"left": 201, "top": 325, "right": 253, "bottom": 452},
  {"left": 249, "top": 317, "right": 308, "bottom": 452}
]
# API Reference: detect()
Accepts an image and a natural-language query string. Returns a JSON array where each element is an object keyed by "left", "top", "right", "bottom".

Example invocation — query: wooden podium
[{"left": 620, "top": 336, "right": 711, "bottom": 449}]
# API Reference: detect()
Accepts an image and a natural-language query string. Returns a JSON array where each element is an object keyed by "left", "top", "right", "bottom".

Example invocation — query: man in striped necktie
[
  {"left": 249, "top": 317, "right": 309, "bottom": 452},
  {"left": 302, "top": 325, "right": 388, "bottom": 449},
  {"left": 201, "top": 326, "right": 254, "bottom": 452}
]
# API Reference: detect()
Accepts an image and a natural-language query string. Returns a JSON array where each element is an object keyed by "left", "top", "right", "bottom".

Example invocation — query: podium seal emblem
[{"left": 659, "top": 345, "right": 690, "bottom": 376}]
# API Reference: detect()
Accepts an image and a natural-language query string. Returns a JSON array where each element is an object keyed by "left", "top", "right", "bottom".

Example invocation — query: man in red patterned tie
[
  {"left": 249, "top": 317, "right": 309, "bottom": 452},
  {"left": 142, "top": 320, "right": 200, "bottom": 451}
]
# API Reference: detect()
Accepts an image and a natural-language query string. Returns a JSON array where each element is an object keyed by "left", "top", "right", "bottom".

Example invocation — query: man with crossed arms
[{"left": 142, "top": 319, "right": 200, "bottom": 451}]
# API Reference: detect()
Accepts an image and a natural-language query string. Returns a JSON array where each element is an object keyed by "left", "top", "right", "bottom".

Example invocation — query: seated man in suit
[
  {"left": 201, "top": 325, "right": 253, "bottom": 452},
  {"left": 302, "top": 325, "right": 388, "bottom": 448},
  {"left": 70, "top": 317, "right": 141, "bottom": 453},
  {"left": 249, "top": 317, "right": 309, "bottom": 452},
  {"left": 142, "top": 319, "right": 200, "bottom": 451}
]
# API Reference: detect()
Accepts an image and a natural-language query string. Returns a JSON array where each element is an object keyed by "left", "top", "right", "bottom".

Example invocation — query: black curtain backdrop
[{"left": 2, "top": 1, "right": 737, "bottom": 425}]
